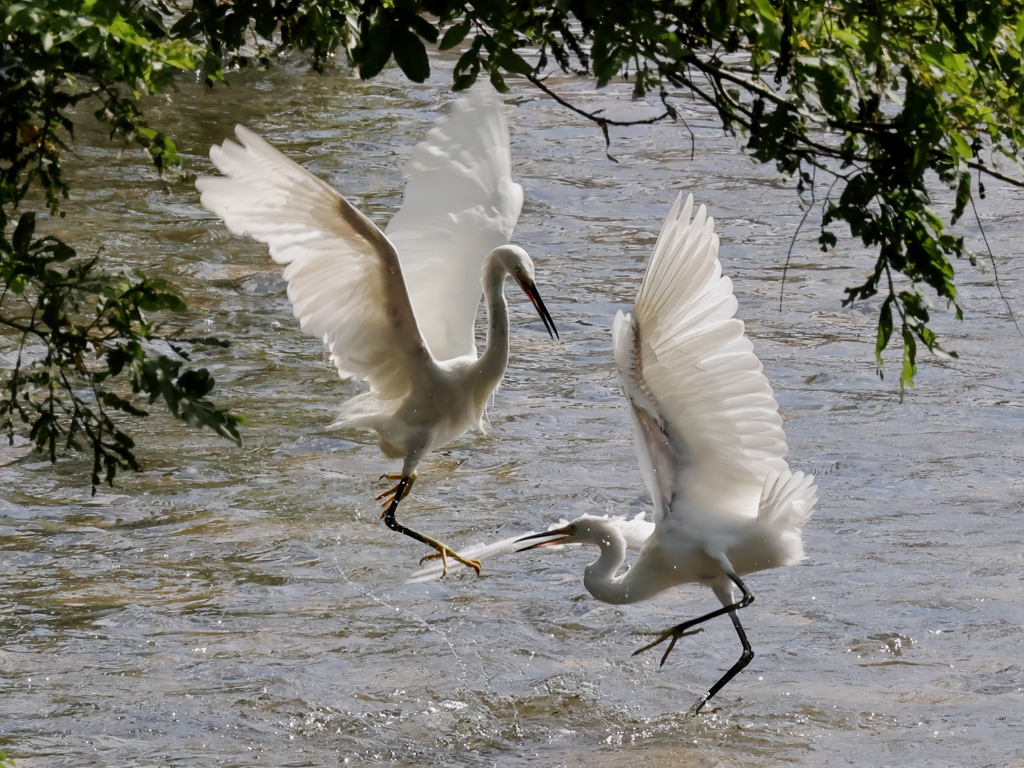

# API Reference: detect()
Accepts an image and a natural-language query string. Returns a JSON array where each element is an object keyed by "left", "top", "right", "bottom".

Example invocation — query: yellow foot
[
  {"left": 420, "top": 546, "right": 482, "bottom": 578},
  {"left": 376, "top": 472, "right": 417, "bottom": 512}
]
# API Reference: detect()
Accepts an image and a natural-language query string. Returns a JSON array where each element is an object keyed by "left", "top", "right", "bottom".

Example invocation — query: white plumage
[
  {"left": 412, "top": 194, "right": 817, "bottom": 713},
  {"left": 389, "top": 91, "right": 524, "bottom": 361},
  {"left": 196, "top": 87, "right": 556, "bottom": 572}
]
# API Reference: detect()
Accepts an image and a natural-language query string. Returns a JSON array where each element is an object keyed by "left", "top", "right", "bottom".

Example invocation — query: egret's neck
[
  {"left": 474, "top": 260, "right": 511, "bottom": 386},
  {"left": 580, "top": 522, "right": 666, "bottom": 605},
  {"left": 581, "top": 526, "right": 635, "bottom": 604}
]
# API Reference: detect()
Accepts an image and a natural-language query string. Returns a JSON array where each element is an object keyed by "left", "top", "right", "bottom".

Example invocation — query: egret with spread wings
[
  {"left": 196, "top": 88, "right": 557, "bottom": 574},
  {"left": 411, "top": 194, "right": 816, "bottom": 713}
]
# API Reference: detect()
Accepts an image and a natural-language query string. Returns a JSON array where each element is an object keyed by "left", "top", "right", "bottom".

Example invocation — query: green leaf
[
  {"left": 453, "top": 45, "right": 481, "bottom": 90},
  {"left": 42, "top": 238, "right": 76, "bottom": 261},
  {"left": 168, "top": 11, "right": 199, "bottom": 38},
  {"left": 358, "top": 21, "right": 394, "bottom": 80},
  {"left": 900, "top": 327, "right": 917, "bottom": 392},
  {"left": 177, "top": 368, "right": 216, "bottom": 398},
  {"left": 440, "top": 18, "right": 472, "bottom": 51},
  {"left": 489, "top": 66, "right": 509, "bottom": 93},
  {"left": 876, "top": 295, "right": 893, "bottom": 370},
  {"left": 950, "top": 132, "right": 972, "bottom": 162},
  {"left": 392, "top": 29, "right": 430, "bottom": 83},
  {"left": 411, "top": 15, "right": 439, "bottom": 45},
  {"left": 13, "top": 212, "right": 36, "bottom": 255},
  {"left": 496, "top": 48, "right": 533, "bottom": 76},
  {"left": 102, "top": 391, "right": 148, "bottom": 417}
]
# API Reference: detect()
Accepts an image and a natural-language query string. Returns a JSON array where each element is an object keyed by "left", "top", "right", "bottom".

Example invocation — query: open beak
[
  {"left": 514, "top": 525, "right": 573, "bottom": 551},
  {"left": 518, "top": 278, "right": 559, "bottom": 340}
]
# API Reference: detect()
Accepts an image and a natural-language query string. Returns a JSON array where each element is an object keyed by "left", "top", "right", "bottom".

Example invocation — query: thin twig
[
  {"left": 524, "top": 73, "right": 671, "bottom": 161},
  {"left": 965, "top": 159, "right": 1024, "bottom": 189},
  {"left": 780, "top": 164, "right": 820, "bottom": 311},
  {"left": 968, "top": 191, "right": 1021, "bottom": 335},
  {"left": 659, "top": 88, "right": 695, "bottom": 160},
  {"left": 524, "top": 74, "right": 671, "bottom": 126}
]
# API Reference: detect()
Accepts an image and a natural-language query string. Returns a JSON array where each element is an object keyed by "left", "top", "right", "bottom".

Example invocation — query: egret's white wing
[
  {"left": 387, "top": 86, "right": 524, "bottom": 361},
  {"left": 406, "top": 513, "right": 652, "bottom": 583},
  {"left": 613, "top": 193, "right": 791, "bottom": 526},
  {"left": 758, "top": 469, "right": 817, "bottom": 529},
  {"left": 196, "top": 126, "right": 433, "bottom": 402}
]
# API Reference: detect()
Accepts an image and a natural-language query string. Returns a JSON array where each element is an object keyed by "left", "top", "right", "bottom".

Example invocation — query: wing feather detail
[
  {"left": 617, "top": 193, "right": 794, "bottom": 526},
  {"left": 386, "top": 85, "right": 524, "bottom": 361},
  {"left": 196, "top": 126, "right": 433, "bottom": 402},
  {"left": 758, "top": 469, "right": 818, "bottom": 529}
]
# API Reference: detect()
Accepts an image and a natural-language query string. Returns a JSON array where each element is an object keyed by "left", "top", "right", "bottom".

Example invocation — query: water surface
[{"left": 1, "top": 55, "right": 1023, "bottom": 767}]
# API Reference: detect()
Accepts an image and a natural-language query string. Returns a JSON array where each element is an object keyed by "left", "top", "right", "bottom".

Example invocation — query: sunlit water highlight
[{"left": 2, "top": 54, "right": 1023, "bottom": 767}]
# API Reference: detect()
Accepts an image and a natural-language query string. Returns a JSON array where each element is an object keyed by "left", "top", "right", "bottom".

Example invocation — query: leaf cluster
[
  {"left": 348, "top": 0, "right": 1024, "bottom": 391},
  {"left": 0, "top": 208, "right": 242, "bottom": 492},
  {"left": 1, "top": 1, "right": 208, "bottom": 212},
  {"left": 5, "top": 1, "right": 1024, "bottom": 494},
  {"left": 1, "top": 1, "right": 260, "bottom": 486}
]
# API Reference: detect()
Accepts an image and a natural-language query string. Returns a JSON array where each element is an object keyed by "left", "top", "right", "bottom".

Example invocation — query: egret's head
[
  {"left": 514, "top": 523, "right": 576, "bottom": 551},
  {"left": 514, "top": 516, "right": 615, "bottom": 550},
  {"left": 489, "top": 244, "right": 559, "bottom": 340}
]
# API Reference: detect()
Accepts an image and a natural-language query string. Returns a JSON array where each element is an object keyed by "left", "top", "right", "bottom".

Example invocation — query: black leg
[
  {"left": 689, "top": 608, "right": 755, "bottom": 715},
  {"left": 380, "top": 477, "right": 433, "bottom": 548},
  {"left": 633, "top": 573, "right": 756, "bottom": 712},
  {"left": 633, "top": 573, "right": 754, "bottom": 666},
  {"left": 378, "top": 476, "right": 481, "bottom": 575}
]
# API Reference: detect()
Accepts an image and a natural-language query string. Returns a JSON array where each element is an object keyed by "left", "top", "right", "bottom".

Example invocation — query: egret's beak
[
  {"left": 518, "top": 278, "right": 559, "bottom": 340},
  {"left": 514, "top": 525, "right": 573, "bottom": 551}
]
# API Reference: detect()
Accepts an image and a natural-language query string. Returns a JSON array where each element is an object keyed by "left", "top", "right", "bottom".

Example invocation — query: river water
[{"left": 2, "top": 54, "right": 1023, "bottom": 767}]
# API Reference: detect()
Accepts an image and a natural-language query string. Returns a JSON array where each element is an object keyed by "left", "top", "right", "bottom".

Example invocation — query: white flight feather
[
  {"left": 195, "top": 85, "right": 524, "bottom": 431},
  {"left": 387, "top": 86, "right": 524, "bottom": 361},
  {"left": 196, "top": 125, "right": 433, "bottom": 407},
  {"left": 620, "top": 192, "right": 793, "bottom": 529},
  {"left": 495, "top": 194, "right": 818, "bottom": 604}
]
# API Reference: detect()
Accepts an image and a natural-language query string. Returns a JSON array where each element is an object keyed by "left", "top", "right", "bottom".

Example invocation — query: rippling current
[{"left": 1, "top": 52, "right": 1023, "bottom": 767}]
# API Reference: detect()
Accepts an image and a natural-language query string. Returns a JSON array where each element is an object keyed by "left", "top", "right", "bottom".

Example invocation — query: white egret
[
  {"left": 411, "top": 194, "right": 817, "bottom": 713},
  {"left": 196, "top": 88, "right": 558, "bottom": 573}
]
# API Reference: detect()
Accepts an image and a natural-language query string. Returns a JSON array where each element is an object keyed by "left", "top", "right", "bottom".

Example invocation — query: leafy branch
[
  {"left": 1, "top": 1, "right": 250, "bottom": 486},
  {"left": 398, "top": 0, "right": 1024, "bottom": 391},
  {"left": 0, "top": 209, "right": 243, "bottom": 492},
  {"left": 6, "top": 0, "right": 1024, "bottom": 493}
]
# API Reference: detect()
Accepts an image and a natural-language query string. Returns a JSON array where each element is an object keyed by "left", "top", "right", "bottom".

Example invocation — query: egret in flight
[
  {"left": 412, "top": 194, "right": 817, "bottom": 713},
  {"left": 196, "top": 88, "right": 557, "bottom": 573}
]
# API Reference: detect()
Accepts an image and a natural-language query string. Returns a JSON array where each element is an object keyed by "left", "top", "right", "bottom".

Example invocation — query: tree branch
[
  {"left": 965, "top": 160, "right": 1024, "bottom": 189},
  {"left": 524, "top": 73, "right": 671, "bottom": 127}
]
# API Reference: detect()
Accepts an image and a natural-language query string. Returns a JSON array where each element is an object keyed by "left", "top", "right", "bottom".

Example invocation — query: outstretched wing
[
  {"left": 196, "top": 126, "right": 434, "bottom": 402},
  {"left": 406, "top": 513, "right": 653, "bottom": 583},
  {"left": 386, "top": 86, "right": 524, "bottom": 361},
  {"left": 613, "top": 193, "right": 792, "bottom": 527}
]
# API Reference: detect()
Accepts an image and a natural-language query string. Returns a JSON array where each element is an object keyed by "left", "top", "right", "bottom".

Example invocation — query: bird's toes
[
  {"left": 687, "top": 699, "right": 716, "bottom": 717},
  {"left": 632, "top": 633, "right": 670, "bottom": 657}
]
